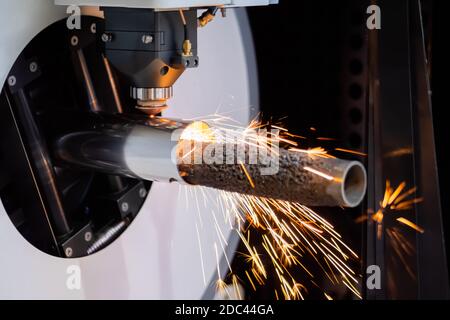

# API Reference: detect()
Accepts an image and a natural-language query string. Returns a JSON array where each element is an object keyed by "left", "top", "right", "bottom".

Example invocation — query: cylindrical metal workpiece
[
  {"left": 55, "top": 116, "right": 195, "bottom": 183},
  {"left": 178, "top": 144, "right": 367, "bottom": 207},
  {"left": 54, "top": 115, "right": 367, "bottom": 207}
]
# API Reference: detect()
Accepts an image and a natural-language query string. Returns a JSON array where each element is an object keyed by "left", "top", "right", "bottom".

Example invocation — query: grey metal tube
[
  {"left": 54, "top": 116, "right": 192, "bottom": 183},
  {"left": 54, "top": 116, "right": 367, "bottom": 207}
]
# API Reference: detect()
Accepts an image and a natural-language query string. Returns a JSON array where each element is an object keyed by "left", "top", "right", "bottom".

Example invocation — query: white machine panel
[{"left": 0, "top": 0, "right": 259, "bottom": 299}]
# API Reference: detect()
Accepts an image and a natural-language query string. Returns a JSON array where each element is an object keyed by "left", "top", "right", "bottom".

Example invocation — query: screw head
[
  {"left": 121, "top": 202, "right": 129, "bottom": 213},
  {"left": 101, "top": 33, "right": 113, "bottom": 43},
  {"left": 84, "top": 232, "right": 93, "bottom": 242},
  {"left": 139, "top": 188, "right": 147, "bottom": 198},
  {"left": 29, "top": 62, "right": 38, "bottom": 73},
  {"left": 90, "top": 23, "right": 97, "bottom": 34},
  {"left": 65, "top": 247, "right": 73, "bottom": 258},
  {"left": 7, "top": 76, "right": 16, "bottom": 87},
  {"left": 70, "top": 35, "right": 79, "bottom": 47},
  {"left": 142, "top": 34, "right": 153, "bottom": 44}
]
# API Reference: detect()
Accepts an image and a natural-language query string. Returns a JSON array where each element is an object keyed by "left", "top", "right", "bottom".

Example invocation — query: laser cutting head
[{"left": 56, "top": 0, "right": 278, "bottom": 114}]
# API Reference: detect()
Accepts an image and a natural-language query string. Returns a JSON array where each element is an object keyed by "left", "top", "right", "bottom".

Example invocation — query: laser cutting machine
[
  {"left": 1, "top": 0, "right": 448, "bottom": 301},
  {"left": 0, "top": 0, "right": 277, "bottom": 299}
]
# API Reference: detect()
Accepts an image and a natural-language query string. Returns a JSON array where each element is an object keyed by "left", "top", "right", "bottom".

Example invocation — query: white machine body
[{"left": 0, "top": 0, "right": 261, "bottom": 299}]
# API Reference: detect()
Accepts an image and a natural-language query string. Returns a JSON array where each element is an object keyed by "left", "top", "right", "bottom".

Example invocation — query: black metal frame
[{"left": 367, "top": 0, "right": 449, "bottom": 299}]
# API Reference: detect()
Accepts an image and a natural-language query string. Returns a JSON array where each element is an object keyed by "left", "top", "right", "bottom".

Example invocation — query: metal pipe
[
  {"left": 54, "top": 115, "right": 367, "bottom": 207},
  {"left": 54, "top": 116, "right": 193, "bottom": 183},
  {"left": 178, "top": 144, "right": 367, "bottom": 207}
]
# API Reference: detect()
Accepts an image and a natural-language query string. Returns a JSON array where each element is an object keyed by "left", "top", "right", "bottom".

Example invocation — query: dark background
[
  {"left": 237, "top": 0, "right": 450, "bottom": 299},
  {"left": 431, "top": 0, "right": 450, "bottom": 284},
  {"left": 237, "top": 0, "right": 369, "bottom": 299}
]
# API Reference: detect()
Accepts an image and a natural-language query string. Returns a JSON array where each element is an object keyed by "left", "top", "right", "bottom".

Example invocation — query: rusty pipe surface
[{"left": 178, "top": 144, "right": 367, "bottom": 207}]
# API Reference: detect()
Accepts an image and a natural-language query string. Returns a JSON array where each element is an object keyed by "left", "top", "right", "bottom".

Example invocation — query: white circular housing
[{"left": 0, "top": 2, "right": 258, "bottom": 299}]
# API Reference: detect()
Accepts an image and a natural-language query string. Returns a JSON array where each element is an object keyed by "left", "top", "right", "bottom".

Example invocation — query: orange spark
[
  {"left": 335, "top": 148, "right": 367, "bottom": 157},
  {"left": 396, "top": 217, "right": 425, "bottom": 234},
  {"left": 239, "top": 161, "right": 255, "bottom": 189},
  {"left": 304, "top": 167, "right": 335, "bottom": 181}
]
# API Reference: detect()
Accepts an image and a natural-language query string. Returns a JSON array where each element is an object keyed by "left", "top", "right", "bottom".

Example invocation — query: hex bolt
[
  {"left": 70, "top": 35, "right": 79, "bottom": 47},
  {"left": 139, "top": 188, "right": 147, "bottom": 198},
  {"left": 102, "top": 33, "right": 113, "bottom": 43},
  {"left": 29, "top": 62, "right": 38, "bottom": 73},
  {"left": 65, "top": 247, "right": 73, "bottom": 258},
  {"left": 7, "top": 76, "right": 16, "bottom": 87},
  {"left": 121, "top": 202, "right": 129, "bottom": 213},
  {"left": 142, "top": 34, "right": 153, "bottom": 44},
  {"left": 84, "top": 231, "right": 93, "bottom": 242},
  {"left": 90, "top": 23, "right": 97, "bottom": 34}
]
